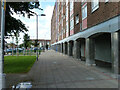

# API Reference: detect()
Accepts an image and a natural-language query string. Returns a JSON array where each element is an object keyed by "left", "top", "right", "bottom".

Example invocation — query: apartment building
[
  {"left": 51, "top": 3, "right": 57, "bottom": 44},
  {"left": 51, "top": 0, "right": 120, "bottom": 74}
]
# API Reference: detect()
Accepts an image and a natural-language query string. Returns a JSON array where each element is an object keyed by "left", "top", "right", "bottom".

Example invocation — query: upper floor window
[
  {"left": 105, "top": 0, "right": 109, "bottom": 2},
  {"left": 70, "top": 18, "right": 74, "bottom": 30},
  {"left": 82, "top": 4, "right": 87, "bottom": 20},
  {"left": 66, "top": 21, "right": 69, "bottom": 32},
  {"left": 66, "top": 0, "right": 68, "bottom": 5},
  {"left": 91, "top": 0, "right": 99, "bottom": 12},
  {"left": 66, "top": 6, "right": 68, "bottom": 21},
  {"left": 64, "top": 28, "right": 65, "bottom": 33},
  {"left": 75, "top": 14, "right": 79, "bottom": 24},
  {"left": 70, "top": 1, "right": 74, "bottom": 12}
]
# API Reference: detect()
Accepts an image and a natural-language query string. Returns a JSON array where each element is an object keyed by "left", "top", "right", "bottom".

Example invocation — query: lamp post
[
  {"left": 12, "top": 36, "right": 14, "bottom": 56},
  {"left": 34, "top": 13, "right": 46, "bottom": 61},
  {"left": 16, "top": 37, "right": 21, "bottom": 56}
]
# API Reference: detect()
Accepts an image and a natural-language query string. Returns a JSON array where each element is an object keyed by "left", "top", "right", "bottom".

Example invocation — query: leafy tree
[
  {"left": 23, "top": 34, "right": 31, "bottom": 49},
  {"left": 19, "top": 43, "right": 24, "bottom": 48},
  {"left": 9, "top": 43, "right": 14, "bottom": 48},
  {"left": 33, "top": 40, "right": 39, "bottom": 47},
  {"left": 5, "top": 2, "right": 41, "bottom": 36}
]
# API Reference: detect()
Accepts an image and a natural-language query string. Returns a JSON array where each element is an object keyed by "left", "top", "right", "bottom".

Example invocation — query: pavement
[{"left": 6, "top": 50, "right": 119, "bottom": 88}]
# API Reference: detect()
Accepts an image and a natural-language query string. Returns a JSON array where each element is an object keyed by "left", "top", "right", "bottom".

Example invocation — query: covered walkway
[
  {"left": 6, "top": 50, "right": 118, "bottom": 88},
  {"left": 51, "top": 15, "right": 120, "bottom": 75}
]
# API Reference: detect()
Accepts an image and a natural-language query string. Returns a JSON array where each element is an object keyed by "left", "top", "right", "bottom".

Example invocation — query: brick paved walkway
[{"left": 6, "top": 50, "right": 118, "bottom": 88}]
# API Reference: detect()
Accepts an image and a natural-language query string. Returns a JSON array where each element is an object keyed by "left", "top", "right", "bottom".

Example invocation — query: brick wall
[
  {"left": 74, "top": 2, "right": 81, "bottom": 34},
  {"left": 51, "top": 4, "right": 57, "bottom": 44},
  {"left": 63, "top": 4, "right": 66, "bottom": 39},
  {"left": 87, "top": 2, "right": 119, "bottom": 28}
]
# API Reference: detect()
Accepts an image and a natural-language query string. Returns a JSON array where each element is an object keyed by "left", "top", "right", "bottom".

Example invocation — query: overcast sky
[{"left": 5, "top": 1, "right": 55, "bottom": 45}]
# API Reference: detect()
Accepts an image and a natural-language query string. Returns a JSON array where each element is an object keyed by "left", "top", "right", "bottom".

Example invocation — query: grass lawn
[{"left": 4, "top": 56, "right": 36, "bottom": 73}]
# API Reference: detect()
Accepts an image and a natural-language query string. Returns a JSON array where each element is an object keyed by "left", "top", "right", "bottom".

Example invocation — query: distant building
[
  {"left": 30, "top": 39, "right": 51, "bottom": 47},
  {"left": 6, "top": 42, "right": 17, "bottom": 49}
]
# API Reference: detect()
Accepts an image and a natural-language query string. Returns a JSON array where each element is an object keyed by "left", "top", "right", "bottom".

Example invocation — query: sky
[{"left": 5, "top": 1, "right": 55, "bottom": 45}]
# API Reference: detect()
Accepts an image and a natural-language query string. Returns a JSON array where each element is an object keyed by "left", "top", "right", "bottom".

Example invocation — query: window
[
  {"left": 58, "top": 2, "right": 60, "bottom": 6},
  {"left": 66, "top": 21, "right": 69, "bottom": 32},
  {"left": 82, "top": 4, "right": 87, "bottom": 20},
  {"left": 63, "top": 2, "right": 66, "bottom": 5},
  {"left": 66, "top": 6, "right": 68, "bottom": 20},
  {"left": 64, "top": 28, "right": 65, "bottom": 33},
  {"left": 91, "top": 0, "right": 99, "bottom": 12},
  {"left": 70, "top": 18, "right": 74, "bottom": 30},
  {"left": 63, "top": 14, "right": 65, "bottom": 19},
  {"left": 61, "top": 29, "right": 63, "bottom": 37},
  {"left": 70, "top": 1, "right": 74, "bottom": 12},
  {"left": 62, "top": 19, "right": 63, "bottom": 27},
  {"left": 75, "top": 14, "right": 79, "bottom": 24},
  {"left": 66, "top": 0, "right": 68, "bottom": 5},
  {"left": 105, "top": 0, "right": 109, "bottom": 2}
]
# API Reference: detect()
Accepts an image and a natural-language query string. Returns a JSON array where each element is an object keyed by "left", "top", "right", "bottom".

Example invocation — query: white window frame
[
  {"left": 75, "top": 14, "right": 79, "bottom": 24},
  {"left": 70, "top": 18, "right": 74, "bottom": 30},
  {"left": 70, "top": 1, "right": 74, "bottom": 12},
  {"left": 66, "top": 6, "right": 68, "bottom": 21},
  {"left": 66, "top": 0, "right": 68, "bottom": 6},
  {"left": 64, "top": 28, "right": 65, "bottom": 33},
  {"left": 66, "top": 21, "right": 69, "bottom": 33},
  {"left": 91, "top": 0, "right": 99, "bottom": 12},
  {"left": 82, "top": 4, "right": 87, "bottom": 20},
  {"left": 105, "top": 0, "right": 109, "bottom": 3}
]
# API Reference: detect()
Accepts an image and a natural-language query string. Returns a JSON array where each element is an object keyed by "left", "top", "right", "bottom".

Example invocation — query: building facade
[
  {"left": 51, "top": 0, "right": 120, "bottom": 74},
  {"left": 30, "top": 39, "right": 51, "bottom": 47}
]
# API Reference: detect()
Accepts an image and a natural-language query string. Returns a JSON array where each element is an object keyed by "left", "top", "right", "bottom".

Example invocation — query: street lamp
[
  {"left": 34, "top": 13, "right": 46, "bottom": 61},
  {"left": 12, "top": 36, "right": 14, "bottom": 56},
  {"left": 16, "top": 37, "right": 21, "bottom": 56}
]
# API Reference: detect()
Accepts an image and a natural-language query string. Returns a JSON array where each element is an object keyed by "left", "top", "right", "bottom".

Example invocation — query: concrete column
[
  {"left": 73, "top": 40, "right": 81, "bottom": 59},
  {"left": 53, "top": 45, "right": 55, "bottom": 51},
  {"left": 63, "top": 43, "right": 68, "bottom": 54},
  {"left": 60, "top": 44, "right": 62, "bottom": 53},
  {"left": 68, "top": 42, "right": 70, "bottom": 56},
  {"left": 62, "top": 43, "right": 64, "bottom": 53},
  {"left": 73, "top": 41, "right": 77, "bottom": 58},
  {"left": 58, "top": 44, "right": 60, "bottom": 52},
  {"left": 52, "top": 45, "right": 54, "bottom": 50},
  {"left": 85, "top": 38, "right": 96, "bottom": 66},
  {"left": 59, "top": 44, "right": 61, "bottom": 52},
  {"left": 68, "top": 42, "right": 72, "bottom": 56},
  {"left": 63, "top": 43, "right": 65, "bottom": 54},
  {"left": 118, "top": 31, "right": 120, "bottom": 75},
  {"left": 54, "top": 45, "right": 56, "bottom": 51},
  {"left": 60, "top": 43, "right": 63, "bottom": 53},
  {"left": 56, "top": 44, "right": 58, "bottom": 52},
  {"left": 111, "top": 32, "right": 118, "bottom": 74},
  {"left": 59, "top": 44, "right": 61, "bottom": 53}
]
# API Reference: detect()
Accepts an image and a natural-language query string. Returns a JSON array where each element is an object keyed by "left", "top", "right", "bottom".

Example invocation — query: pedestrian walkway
[
  {"left": 28, "top": 50, "right": 118, "bottom": 88},
  {"left": 6, "top": 50, "right": 118, "bottom": 88}
]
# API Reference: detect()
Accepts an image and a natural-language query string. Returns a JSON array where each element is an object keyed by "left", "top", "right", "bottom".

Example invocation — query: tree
[
  {"left": 23, "top": 34, "right": 31, "bottom": 49},
  {"left": 19, "top": 43, "right": 24, "bottom": 48},
  {"left": 33, "top": 40, "right": 39, "bottom": 47},
  {"left": 5, "top": 2, "right": 41, "bottom": 36},
  {"left": 9, "top": 42, "right": 14, "bottom": 56}
]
